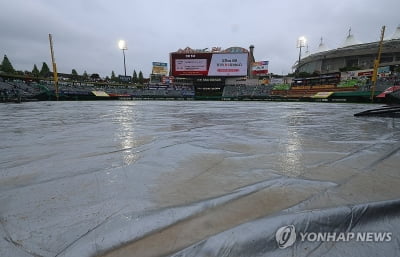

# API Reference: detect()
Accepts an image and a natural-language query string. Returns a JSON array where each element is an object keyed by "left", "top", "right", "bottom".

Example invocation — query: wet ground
[{"left": 1, "top": 101, "right": 399, "bottom": 256}]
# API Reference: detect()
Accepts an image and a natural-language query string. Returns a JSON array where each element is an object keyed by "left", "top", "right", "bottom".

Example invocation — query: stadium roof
[
  {"left": 392, "top": 24, "right": 400, "bottom": 39},
  {"left": 341, "top": 28, "right": 362, "bottom": 47},
  {"left": 317, "top": 37, "right": 330, "bottom": 52},
  {"left": 295, "top": 25, "right": 400, "bottom": 72},
  {"left": 303, "top": 39, "right": 400, "bottom": 60}
]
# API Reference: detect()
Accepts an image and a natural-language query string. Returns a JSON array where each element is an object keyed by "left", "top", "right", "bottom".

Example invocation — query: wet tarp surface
[{"left": 1, "top": 101, "right": 399, "bottom": 257}]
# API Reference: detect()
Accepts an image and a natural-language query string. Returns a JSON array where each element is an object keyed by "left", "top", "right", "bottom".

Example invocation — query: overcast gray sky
[{"left": 1, "top": 0, "right": 399, "bottom": 78}]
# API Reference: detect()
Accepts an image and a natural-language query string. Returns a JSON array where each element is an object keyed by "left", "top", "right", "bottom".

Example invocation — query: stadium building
[
  {"left": 265, "top": 26, "right": 400, "bottom": 103},
  {"left": 296, "top": 25, "right": 400, "bottom": 74},
  {"left": 169, "top": 46, "right": 260, "bottom": 99}
]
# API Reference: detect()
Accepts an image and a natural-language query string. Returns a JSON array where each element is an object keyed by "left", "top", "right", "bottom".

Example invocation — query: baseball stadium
[{"left": 1, "top": 26, "right": 400, "bottom": 103}]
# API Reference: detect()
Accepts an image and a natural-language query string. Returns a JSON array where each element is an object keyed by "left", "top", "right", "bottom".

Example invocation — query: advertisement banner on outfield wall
[
  {"left": 252, "top": 61, "right": 269, "bottom": 76},
  {"left": 152, "top": 62, "right": 168, "bottom": 75}
]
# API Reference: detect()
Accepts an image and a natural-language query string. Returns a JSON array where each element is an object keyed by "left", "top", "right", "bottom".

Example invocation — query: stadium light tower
[
  {"left": 118, "top": 40, "right": 128, "bottom": 77},
  {"left": 297, "top": 36, "right": 307, "bottom": 74}
]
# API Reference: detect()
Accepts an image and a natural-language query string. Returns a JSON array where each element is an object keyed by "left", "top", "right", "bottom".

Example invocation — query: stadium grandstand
[
  {"left": 295, "top": 25, "right": 400, "bottom": 74},
  {"left": 0, "top": 77, "right": 195, "bottom": 102},
  {"left": 267, "top": 25, "right": 400, "bottom": 102}
]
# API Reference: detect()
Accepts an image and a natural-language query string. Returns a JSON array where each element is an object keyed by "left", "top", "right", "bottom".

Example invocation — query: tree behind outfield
[
  {"left": 132, "top": 70, "right": 138, "bottom": 83},
  {"left": 0, "top": 55, "right": 15, "bottom": 74},
  {"left": 90, "top": 73, "right": 100, "bottom": 81},
  {"left": 83, "top": 70, "right": 89, "bottom": 81},
  {"left": 39, "top": 62, "right": 51, "bottom": 77},
  {"left": 32, "top": 64, "right": 40, "bottom": 77},
  {"left": 71, "top": 69, "right": 79, "bottom": 80},
  {"left": 71, "top": 69, "right": 78, "bottom": 80},
  {"left": 111, "top": 71, "right": 117, "bottom": 81},
  {"left": 138, "top": 71, "right": 144, "bottom": 84}
]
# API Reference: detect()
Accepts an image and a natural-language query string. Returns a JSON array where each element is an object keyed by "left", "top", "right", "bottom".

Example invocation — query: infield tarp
[{"left": 1, "top": 101, "right": 400, "bottom": 257}]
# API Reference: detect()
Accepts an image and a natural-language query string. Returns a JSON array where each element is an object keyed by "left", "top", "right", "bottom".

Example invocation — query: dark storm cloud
[{"left": 1, "top": 0, "right": 399, "bottom": 77}]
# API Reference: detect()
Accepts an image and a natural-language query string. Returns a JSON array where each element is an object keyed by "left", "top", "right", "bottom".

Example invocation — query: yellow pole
[
  {"left": 49, "top": 34, "right": 59, "bottom": 100},
  {"left": 370, "top": 26, "right": 385, "bottom": 102}
]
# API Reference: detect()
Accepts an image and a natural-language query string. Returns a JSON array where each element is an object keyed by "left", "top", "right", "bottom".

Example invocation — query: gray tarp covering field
[{"left": 1, "top": 101, "right": 399, "bottom": 257}]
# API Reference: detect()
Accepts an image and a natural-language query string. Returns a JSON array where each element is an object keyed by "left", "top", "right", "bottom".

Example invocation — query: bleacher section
[
  {"left": 0, "top": 79, "right": 196, "bottom": 101},
  {"left": 271, "top": 85, "right": 358, "bottom": 99},
  {"left": 1, "top": 75, "right": 398, "bottom": 102},
  {"left": 337, "top": 79, "right": 362, "bottom": 88},
  {"left": 222, "top": 85, "right": 272, "bottom": 99},
  {"left": 0, "top": 80, "right": 44, "bottom": 102}
]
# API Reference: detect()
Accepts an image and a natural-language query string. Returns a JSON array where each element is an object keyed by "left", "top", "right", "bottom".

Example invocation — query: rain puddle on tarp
[{"left": 1, "top": 101, "right": 399, "bottom": 257}]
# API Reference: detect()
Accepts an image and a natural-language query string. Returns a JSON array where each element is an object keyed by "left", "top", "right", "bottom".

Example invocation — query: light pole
[
  {"left": 118, "top": 40, "right": 127, "bottom": 77},
  {"left": 297, "top": 36, "right": 306, "bottom": 75}
]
